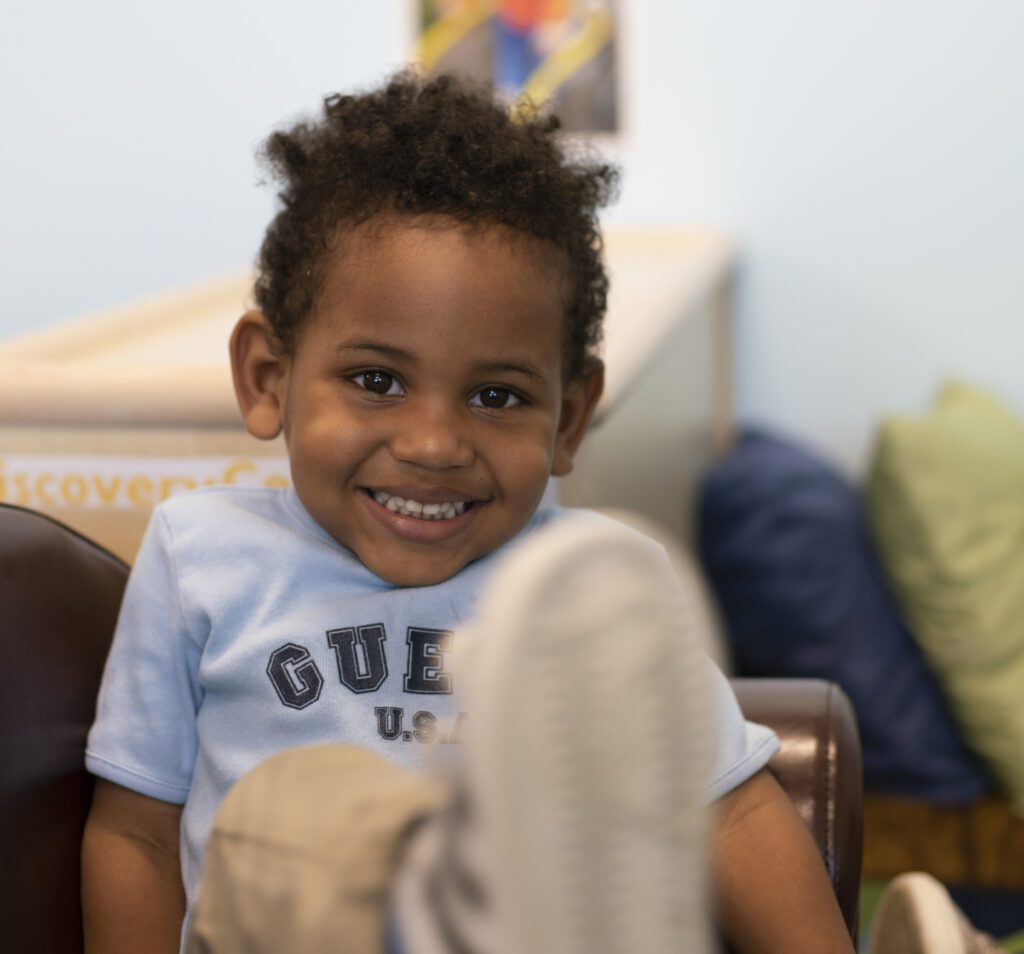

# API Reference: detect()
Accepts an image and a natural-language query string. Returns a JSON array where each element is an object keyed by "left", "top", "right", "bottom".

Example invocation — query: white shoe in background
[{"left": 867, "top": 872, "right": 1007, "bottom": 954}]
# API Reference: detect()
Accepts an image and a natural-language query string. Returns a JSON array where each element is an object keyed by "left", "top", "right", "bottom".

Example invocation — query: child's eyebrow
[
  {"left": 336, "top": 341, "right": 414, "bottom": 361},
  {"left": 474, "top": 360, "right": 547, "bottom": 384},
  {"left": 336, "top": 341, "right": 547, "bottom": 384}
]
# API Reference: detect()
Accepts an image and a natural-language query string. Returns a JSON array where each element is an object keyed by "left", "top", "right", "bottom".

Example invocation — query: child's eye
[
  {"left": 352, "top": 370, "right": 403, "bottom": 396},
  {"left": 470, "top": 386, "right": 522, "bottom": 410}
]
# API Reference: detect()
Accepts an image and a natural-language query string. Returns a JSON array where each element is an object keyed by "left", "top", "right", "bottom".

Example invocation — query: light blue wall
[
  {"left": 4, "top": 2, "right": 1022, "bottom": 472},
  {"left": 614, "top": 2, "right": 1024, "bottom": 472},
  {"left": 1, "top": 1, "right": 406, "bottom": 336}
]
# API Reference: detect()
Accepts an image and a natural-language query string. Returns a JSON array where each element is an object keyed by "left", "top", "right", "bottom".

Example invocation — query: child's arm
[
  {"left": 81, "top": 778, "right": 186, "bottom": 954},
  {"left": 711, "top": 768, "right": 856, "bottom": 954}
]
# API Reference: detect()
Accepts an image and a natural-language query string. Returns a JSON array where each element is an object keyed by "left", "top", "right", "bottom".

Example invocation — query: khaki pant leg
[{"left": 186, "top": 744, "right": 443, "bottom": 954}]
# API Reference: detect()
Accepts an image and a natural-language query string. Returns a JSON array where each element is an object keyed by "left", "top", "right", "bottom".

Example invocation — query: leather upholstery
[
  {"left": 0, "top": 503, "right": 862, "bottom": 951},
  {"left": 734, "top": 678, "right": 864, "bottom": 938},
  {"left": 0, "top": 503, "right": 129, "bottom": 954}
]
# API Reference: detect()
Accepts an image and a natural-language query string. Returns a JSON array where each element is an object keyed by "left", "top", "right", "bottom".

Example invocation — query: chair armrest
[{"left": 732, "top": 677, "right": 863, "bottom": 938}]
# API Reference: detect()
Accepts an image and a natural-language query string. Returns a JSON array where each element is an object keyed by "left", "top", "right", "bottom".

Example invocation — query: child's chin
[{"left": 365, "top": 552, "right": 473, "bottom": 589}]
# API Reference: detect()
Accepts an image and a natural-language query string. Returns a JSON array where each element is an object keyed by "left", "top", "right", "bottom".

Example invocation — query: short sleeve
[
  {"left": 704, "top": 658, "right": 779, "bottom": 803},
  {"left": 86, "top": 508, "right": 203, "bottom": 804}
]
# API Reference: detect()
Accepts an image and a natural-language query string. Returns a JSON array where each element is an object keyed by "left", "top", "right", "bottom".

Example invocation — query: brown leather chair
[
  {"left": 0, "top": 503, "right": 862, "bottom": 952},
  {"left": 733, "top": 679, "right": 863, "bottom": 940},
  {"left": 0, "top": 503, "right": 130, "bottom": 953}
]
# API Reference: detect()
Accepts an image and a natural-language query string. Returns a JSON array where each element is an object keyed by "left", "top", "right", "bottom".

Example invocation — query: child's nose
[{"left": 389, "top": 401, "right": 475, "bottom": 470}]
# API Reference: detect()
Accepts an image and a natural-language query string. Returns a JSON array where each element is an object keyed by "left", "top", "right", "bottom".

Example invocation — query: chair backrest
[
  {"left": 733, "top": 677, "right": 864, "bottom": 940},
  {"left": 0, "top": 503, "right": 128, "bottom": 954},
  {"left": 0, "top": 504, "right": 862, "bottom": 950}
]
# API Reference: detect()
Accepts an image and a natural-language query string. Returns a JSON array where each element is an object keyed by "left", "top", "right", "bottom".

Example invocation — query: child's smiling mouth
[
  {"left": 369, "top": 490, "right": 471, "bottom": 521},
  {"left": 359, "top": 487, "right": 485, "bottom": 532},
  {"left": 352, "top": 483, "right": 494, "bottom": 570}
]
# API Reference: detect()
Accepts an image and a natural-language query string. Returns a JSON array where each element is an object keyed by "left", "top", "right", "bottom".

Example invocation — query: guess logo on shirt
[
  {"left": 265, "top": 625, "right": 462, "bottom": 746},
  {"left": 266, "top": 624, "right": 452, "bottom": 708}
]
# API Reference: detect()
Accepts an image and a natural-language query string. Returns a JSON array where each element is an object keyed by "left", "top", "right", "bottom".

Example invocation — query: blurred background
[{"left": 3, "top": 0, "right": 1022, "bottom": 474}]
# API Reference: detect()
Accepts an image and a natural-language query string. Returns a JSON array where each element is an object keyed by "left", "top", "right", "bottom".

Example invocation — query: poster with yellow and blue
[{"left": 416, "top": 1, "right": 619, "bottom": 133}]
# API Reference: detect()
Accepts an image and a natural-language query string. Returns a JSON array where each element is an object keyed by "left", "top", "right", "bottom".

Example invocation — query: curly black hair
[{"left": 254, "top": 70, "right": 619, "bottom": 378}]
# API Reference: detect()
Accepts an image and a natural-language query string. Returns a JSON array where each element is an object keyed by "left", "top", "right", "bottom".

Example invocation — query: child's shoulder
[
  {"left": 510, "top": 505, "right": 673, "bottom": 579},
  {"left": 147, "top": 485, "right": 333, "bottom": 556},
  {"left": 533, "top": 505, "right": 669, "bottom": 555},
  {"left": 154, "top": 483, "right": 291, "bottom": 524}
]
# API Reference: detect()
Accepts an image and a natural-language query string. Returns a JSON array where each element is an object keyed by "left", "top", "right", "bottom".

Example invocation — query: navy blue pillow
[{"left": 698, "top": 430, "right": 988, "bottom": 803}]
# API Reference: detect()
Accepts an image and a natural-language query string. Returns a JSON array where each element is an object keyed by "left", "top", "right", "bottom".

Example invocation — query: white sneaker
[
  {"left": 867, "top": 872, "right": 1007, "bottom": 954},
  {"left": 394, "top": 511, "right": 714, "bottom": 954}
]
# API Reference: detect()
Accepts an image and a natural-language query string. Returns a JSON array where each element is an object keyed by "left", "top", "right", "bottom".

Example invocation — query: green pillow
[{"left": 866, "top": 381, "right": 1024, "bottom": 811}]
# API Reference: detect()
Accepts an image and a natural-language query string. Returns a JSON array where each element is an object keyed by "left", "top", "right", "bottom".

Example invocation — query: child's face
[{"left": 234, "top": 218, "right": 602, "bottom": 587}]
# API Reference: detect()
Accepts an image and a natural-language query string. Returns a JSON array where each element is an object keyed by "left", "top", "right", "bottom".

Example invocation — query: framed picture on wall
[{"left": 412, "top": 1, "right": 621, "bottom": 135}]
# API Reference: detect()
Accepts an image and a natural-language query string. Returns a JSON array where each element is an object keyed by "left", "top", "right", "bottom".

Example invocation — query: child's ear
[
  {"left": 230, "top": 311, "right": 289, "bottom": 441},
  {"left": 551, "top": 358, "right": 605, "bottom": 477}
]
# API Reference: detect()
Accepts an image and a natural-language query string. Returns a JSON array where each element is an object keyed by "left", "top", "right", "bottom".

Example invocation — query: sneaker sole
[{"left": 463, "top": 512, "right": 712, "bottom": 954}]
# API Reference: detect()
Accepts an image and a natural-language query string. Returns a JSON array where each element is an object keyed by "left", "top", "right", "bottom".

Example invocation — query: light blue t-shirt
[{"left": 86, "top": 487, "right": 777, "bottom": 926}]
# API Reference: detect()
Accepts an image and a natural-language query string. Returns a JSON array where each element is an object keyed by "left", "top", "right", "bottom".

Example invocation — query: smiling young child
[{"left": 81, "top": 71, "right": 853, "bottom": 953}]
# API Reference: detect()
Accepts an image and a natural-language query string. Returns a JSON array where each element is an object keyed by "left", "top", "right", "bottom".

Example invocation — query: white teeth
[{"left": 371, "top": 491, "right": 469, "bottom": 521}]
